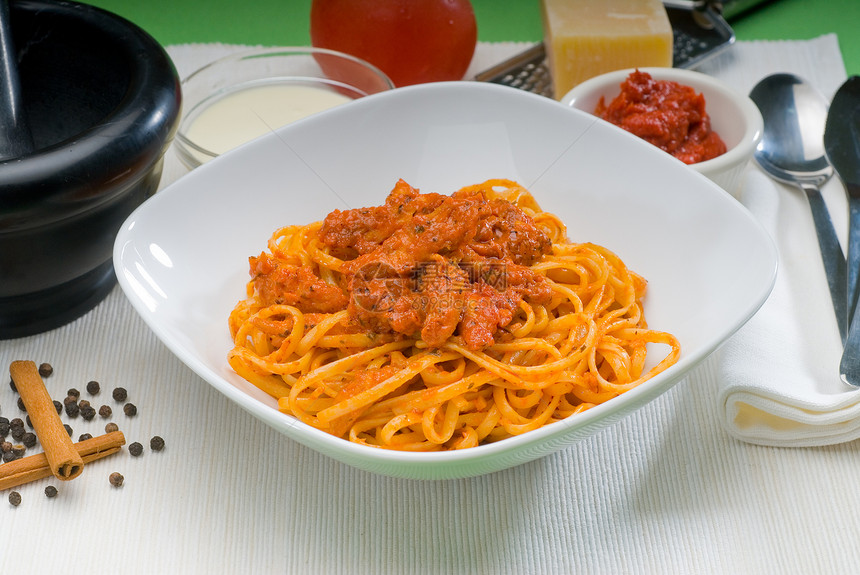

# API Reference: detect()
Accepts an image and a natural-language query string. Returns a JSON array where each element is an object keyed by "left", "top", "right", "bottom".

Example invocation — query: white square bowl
[{"left": 114, "top": 81, "right": 776, "bottom": 479}]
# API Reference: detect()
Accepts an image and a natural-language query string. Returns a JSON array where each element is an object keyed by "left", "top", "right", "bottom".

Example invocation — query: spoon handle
[
  {"left": 842, "top": 298, "right": 860, "bottom": 386},
  {"left": 801, "top": 182, "right": 848, "bottom": 343},
  {"left": 840, "top": 192, "right": 860, "bottom": 386},
  {"left": 847, "top": 193, "right": 860, "bottom": 321}
]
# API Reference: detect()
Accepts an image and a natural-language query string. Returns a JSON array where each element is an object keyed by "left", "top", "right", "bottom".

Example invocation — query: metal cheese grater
[{"left": 474, "top": 0, "right": 739, "bottom": 98}]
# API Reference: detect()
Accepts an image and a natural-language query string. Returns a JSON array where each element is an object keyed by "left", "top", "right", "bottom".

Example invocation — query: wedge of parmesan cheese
[{"left": 541, "top": 0, "right": 673, "bottom": 99}]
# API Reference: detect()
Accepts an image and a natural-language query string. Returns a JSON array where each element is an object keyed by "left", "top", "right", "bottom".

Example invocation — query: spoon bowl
[
  {"left": 749, "top": 73, "right": 846, "bottom": 340},
  {"left": 751, "top": 74, "right": 832, "bottom": 184}
]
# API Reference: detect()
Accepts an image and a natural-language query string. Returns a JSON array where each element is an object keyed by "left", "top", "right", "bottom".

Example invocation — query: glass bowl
[{"left": 175, "top": 47, "right": 393, "bottom": 169}]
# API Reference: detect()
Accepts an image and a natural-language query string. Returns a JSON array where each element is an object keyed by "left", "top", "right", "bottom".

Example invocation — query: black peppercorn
[
  {"left": 63, "top": 424, "right": 73, "bottom": 437},
  {"left": 105, "top": 422, "right": 119, "bottom": 433},
  {"left": 109, "top": 472, "right": 124, "bottom": 487},
  {"left": 65, "top": 401, "right": 80, "bottom": 418},
  {"left": 1, "top": 441, "right": 11, "bottom": 453},
  {"left": 79, "top": 433, "right": 93, "bottom": 442},
  {"left": 25, "top": 415, "right": 32, "bottom": 429},
  {"left": 78, "top": 399, "right": 91, "bottom": 410},
  {"left": 150, "top": 436, "right": 165, "bottom": 452},
  {"left": 45, "top": 486, "right": 58, "bottom": 498},
  {"left": 0, "top": 416, "right": 9, "bottom": 437},
  {"left": 38, "top": 363, "right": 53, "bottom": 377},
  {"left": 11, "top": 444, "right": 25, "bottom": 457},
  {"left": 67, "top": 388, "right": 80, "bottom": 399},
  {"left": 80, "top": 405, "right": 96, "bottom": 421},
  {"left": 2, "top": 450, "right": 16, "bottom": 463},
  {"left": 16, "top": 396, "right": 25, "bottom": 412},
  {"left": 112, "top": 387, "right": 128, "bottom": 402},
  {"left": 10, "top": 425, "right": 24, "bottom": 441},
  {"left": 21, "top": 432, "right": 36, "bottom": 448},
  {"left": 98, "top": 405, "right": 112, "bottom": 418},
  {"left": 128, "top": 442, "right": 143, "bottom": 457},
  {"left": 8, "top": 491, "right": 21, "bottom": 506},
  {"left": 53, "top": 400, "right": 62, "bottom": 415},
  {"left": 123, "top": 403, "right": 137, "bottom": 417},
  {"left": 86, "top": 380, "right": 100, "bottom": 395},
  {"left": 9, "top": 378, "right": 16, "bottom": 392}
]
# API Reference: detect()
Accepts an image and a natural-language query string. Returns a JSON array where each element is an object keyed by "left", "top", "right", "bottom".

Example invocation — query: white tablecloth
[{"left": 3, "top": 37, "right": 859, "bottom": 574}]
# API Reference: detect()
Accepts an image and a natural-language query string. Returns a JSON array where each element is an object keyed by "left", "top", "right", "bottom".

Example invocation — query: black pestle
[{"left": 0, "top": 0, "right": 33, "bottom": 159}]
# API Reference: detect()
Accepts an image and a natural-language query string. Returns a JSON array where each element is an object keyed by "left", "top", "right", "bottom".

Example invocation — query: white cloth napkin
[
  {"left": 685, "top": 33, "right": 860, "bottom": 448},
  {"left": 716, "top": 168, "right": 860, "bottom": 446}
]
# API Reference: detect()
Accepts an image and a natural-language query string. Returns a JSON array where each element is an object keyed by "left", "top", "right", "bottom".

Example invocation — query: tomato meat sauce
[
  {"left": 250, "top": 180, "right": 553, "bottom": 351},
  {"left": 595, "top": 70, "right": 727, "bottom": 164}
]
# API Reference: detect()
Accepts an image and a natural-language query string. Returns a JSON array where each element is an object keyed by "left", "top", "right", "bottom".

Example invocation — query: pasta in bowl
[
  {"left": 228, "top": 178, "right": 680, "bottom": 450},
  {"left": 114, "top": 82, "right": 776, "bottom": 478}
]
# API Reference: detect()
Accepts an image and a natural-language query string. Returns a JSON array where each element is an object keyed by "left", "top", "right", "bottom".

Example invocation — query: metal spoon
[
  {"left": 825, "top": 76, "right": 860, "bottom": 386},
  {"left": 749, "top": 73, "right": 847, "bottom": 342}
]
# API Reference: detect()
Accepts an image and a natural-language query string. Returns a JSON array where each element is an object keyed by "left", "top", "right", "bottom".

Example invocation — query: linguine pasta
[{"left": 228, "top": 179, "right": 680, "bottom": 450}]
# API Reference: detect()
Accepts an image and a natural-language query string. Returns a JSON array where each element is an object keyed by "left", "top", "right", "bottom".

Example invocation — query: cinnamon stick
[
  {"left": 10, "top": 360, "right": 85, "bottom": 481},
  {"left": 0, "top": 431, "right": 126, "bottom": 491}
]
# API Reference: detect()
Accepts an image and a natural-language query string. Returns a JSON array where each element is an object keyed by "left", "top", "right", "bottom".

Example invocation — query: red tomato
[{"left": 310, "top": 0, "right": 478, "bottom": 87}]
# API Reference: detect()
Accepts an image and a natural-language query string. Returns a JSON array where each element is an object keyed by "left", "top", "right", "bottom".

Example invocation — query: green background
[{"left": 82, "top": 0, "right": 857, "bottom": 75}]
